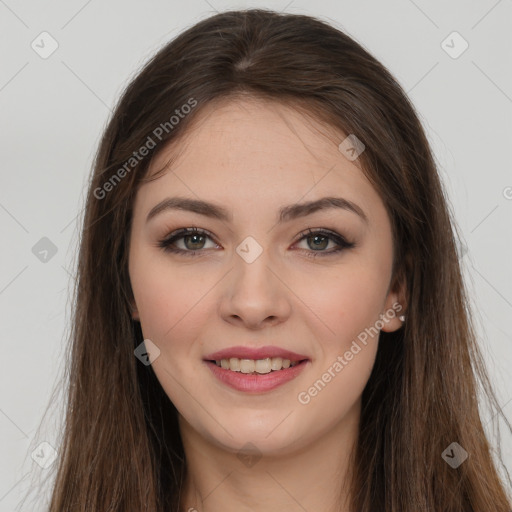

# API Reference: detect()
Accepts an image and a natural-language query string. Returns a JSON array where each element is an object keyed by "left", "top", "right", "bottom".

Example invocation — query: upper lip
[{"left": 204, "top": 345, "right": 309, "bottom": 362}]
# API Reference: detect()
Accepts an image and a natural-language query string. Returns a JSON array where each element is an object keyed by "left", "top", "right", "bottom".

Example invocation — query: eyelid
[
  {"left": 293, "top": 227, "right": 343, "bottom": 244},
  {"left": 159, "top": 227, "right": 220, "bottom": 248},
  {"left": 157, "top": 226, "right": 355, "bottom": 257},
  {"left": 291, "top": 227, "right": 355, "bottom": 256}
]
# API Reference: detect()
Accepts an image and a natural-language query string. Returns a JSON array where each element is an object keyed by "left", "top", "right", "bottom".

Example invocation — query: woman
[{"left": 45, "top": 8, "right": 511, "bottom": 511}]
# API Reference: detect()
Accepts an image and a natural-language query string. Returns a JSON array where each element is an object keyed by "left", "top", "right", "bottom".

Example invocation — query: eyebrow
[{"left": 146, "top": 196, "right": 369, "bottom": 225}]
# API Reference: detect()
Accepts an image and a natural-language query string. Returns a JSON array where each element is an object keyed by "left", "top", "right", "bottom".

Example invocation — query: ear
[{"left": 380, "top": 267, "right": 407, "bottom": 333}]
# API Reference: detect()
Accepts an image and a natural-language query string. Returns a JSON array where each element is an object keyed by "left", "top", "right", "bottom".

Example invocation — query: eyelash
[{"left": 157, "top": 227, "right": 355, "bottom": 259}]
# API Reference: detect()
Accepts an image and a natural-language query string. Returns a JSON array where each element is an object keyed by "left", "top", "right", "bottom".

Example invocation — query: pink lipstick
[
  {"left": 203, "top": 345, "right": 310, "bottom": 393},
  {"left": 204, "top": 345, "right": 308, "bottom": 361}
]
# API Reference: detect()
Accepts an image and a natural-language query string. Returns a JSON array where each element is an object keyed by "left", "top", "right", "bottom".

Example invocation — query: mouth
[
  {"left": 208, "top": 357, "right": 306, "bottom": 374},
  {"left": 203, "top": 346, "right": 310, "bottom": 392},
  {"left": 203, "top": 345, "right": 310, "bottom": 374}
]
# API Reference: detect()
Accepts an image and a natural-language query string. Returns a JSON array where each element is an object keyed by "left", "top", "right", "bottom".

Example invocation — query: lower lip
[{"left": 204, "top": 360, "right": 309, "bottom": 393}]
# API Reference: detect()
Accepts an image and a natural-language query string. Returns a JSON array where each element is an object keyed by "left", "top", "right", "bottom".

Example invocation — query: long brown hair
[{"left": 35, "top": 8, "right": 511, "bottom": 511}]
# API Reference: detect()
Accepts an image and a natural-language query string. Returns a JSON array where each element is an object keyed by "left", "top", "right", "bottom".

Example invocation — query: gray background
[{"left": 1, "top": 0, "right": 511, "bottom": 509}]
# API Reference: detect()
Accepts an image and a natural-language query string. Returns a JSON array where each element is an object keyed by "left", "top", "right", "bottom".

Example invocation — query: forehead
[
  {"left": 137, "top": 97, "right": 386, "bottom": 228},
  {"left": 148, "top": 96, "right": 350, "bottom": 178}
]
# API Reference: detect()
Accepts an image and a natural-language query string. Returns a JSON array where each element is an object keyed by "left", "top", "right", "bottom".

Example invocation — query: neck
[{"left": 178, "top": 400, "right": 360, "bottom": 512}]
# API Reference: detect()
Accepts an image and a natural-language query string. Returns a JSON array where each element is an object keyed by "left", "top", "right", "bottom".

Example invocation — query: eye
[
  {"left": 292, "top": 228, "right": 356, "bottom": 258},
  {"left": 157, "top": 227, "right": 355, "bottom": 258},
  {"left": 157, "top": 228, "right": 218, "bottom": 256}
]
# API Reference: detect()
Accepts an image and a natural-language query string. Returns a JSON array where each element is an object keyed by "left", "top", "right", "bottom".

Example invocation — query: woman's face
[{"left": 128, "top": 97, "right": 403, "bottom": 455}]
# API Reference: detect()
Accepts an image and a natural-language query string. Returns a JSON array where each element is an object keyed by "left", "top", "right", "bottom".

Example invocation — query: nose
[{"left": 218, "top": 250, "right": 292, "bottom": 330}]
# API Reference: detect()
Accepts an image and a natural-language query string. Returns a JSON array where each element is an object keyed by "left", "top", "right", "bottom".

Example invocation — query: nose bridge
[
  {"left": 219, "top": 234, "right": 290, "bottom": 326},
  {"left": 232, "top": 235, "right": 277, "bottom": 297}
]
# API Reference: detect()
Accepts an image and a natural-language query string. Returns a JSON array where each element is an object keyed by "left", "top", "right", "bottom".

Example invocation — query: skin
[{"left": 128, "top": 97, "right": 405, "bottom": 512}]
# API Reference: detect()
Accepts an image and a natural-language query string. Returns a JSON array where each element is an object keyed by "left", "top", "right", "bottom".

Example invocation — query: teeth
[
  {"left": 240, "top": 359, "right": 255, "bottom": 374},
  {"left": 271, "top": 357, "right": 283, "bottom": 370},
  {"left": 255, "top": 359, "right": 271, "bottom": 374},
  {"left": 214, "top": 357, "right": 300, "bottom": 373},
  {"left": 229, "top": 357, "right": 240, "bottom": 371}
]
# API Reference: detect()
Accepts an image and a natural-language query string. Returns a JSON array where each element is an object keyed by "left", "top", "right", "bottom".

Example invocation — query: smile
[
  {"left": 213, "top": 357, "right": 300, "bottom": 373},
  {"left": 205, "top": 359, "right": 309, "bottom": 393}
]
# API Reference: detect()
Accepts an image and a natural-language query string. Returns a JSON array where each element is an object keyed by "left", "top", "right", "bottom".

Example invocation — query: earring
[{"left": 399, "top": 315, "right": 405, "bottom": 322}]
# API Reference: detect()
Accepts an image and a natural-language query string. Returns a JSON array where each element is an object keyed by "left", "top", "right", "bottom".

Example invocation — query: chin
[{"left": 197, "top": 413, "right": 308, "bottom": 456}]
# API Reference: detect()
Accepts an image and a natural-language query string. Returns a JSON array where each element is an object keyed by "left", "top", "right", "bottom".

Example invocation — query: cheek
[
  {"left": 294, "top": 267, "right": 387, "bottom": 422},
  {"left": 292, "top": 261, "right": 391, "bottom": 352},
  {"left": 130, "top": 249, "right": 208, "bottom": 341},
  {"left": 130, "top": 258, "right": 209, "bottom": 408}
]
